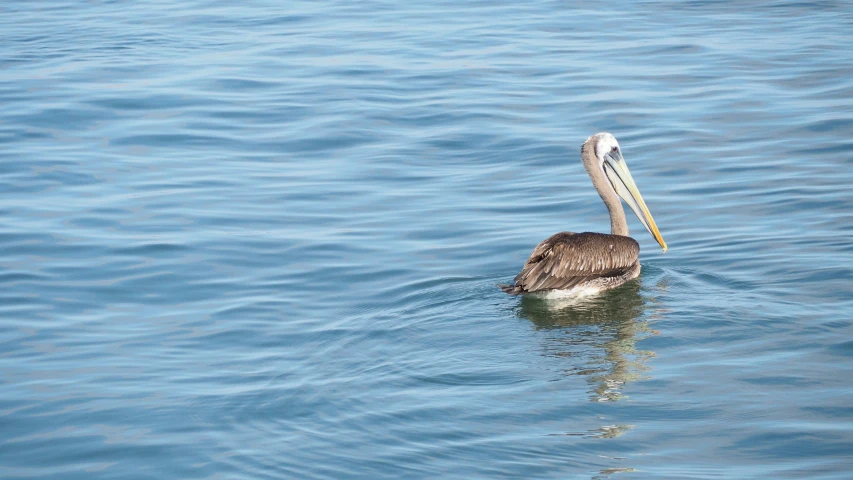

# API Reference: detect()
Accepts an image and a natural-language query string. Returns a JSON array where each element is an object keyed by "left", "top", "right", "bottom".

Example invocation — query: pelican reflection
[{"left": 517, "top": 281, "right": 658, "bottom": 402}]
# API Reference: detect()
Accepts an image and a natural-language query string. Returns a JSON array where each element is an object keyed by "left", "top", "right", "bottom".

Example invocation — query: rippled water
[{"left": 2, "top": 1, "right": 853, "bottom": 478}]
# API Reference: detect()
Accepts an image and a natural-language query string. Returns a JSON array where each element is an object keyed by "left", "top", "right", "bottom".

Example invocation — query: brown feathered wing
[{"left": 499, "top": 232, "right": 639, "bottom": 295}]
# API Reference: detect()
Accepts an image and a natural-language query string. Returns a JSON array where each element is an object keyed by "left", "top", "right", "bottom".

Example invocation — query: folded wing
[{"left": 500, "top": 232, "right": 639, "bottom": 294}]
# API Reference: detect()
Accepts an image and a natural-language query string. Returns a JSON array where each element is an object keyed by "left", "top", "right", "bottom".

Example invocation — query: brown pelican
[{"left": 500, "top": 133, "right": 667, "bottom": 297}]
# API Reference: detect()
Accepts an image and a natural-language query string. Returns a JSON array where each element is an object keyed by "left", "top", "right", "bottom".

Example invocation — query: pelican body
[{"left": 500, "top": 133, "right": 667, "bottom": 297}]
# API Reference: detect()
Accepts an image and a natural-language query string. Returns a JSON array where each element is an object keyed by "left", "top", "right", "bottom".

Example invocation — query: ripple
[{"left": 2, "top": 0, "right": 853, "bottom": 478}]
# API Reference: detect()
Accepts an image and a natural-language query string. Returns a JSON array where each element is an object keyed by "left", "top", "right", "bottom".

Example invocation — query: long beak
[{"left": 603, "top": 150, "right": 667, "bottom": 252}]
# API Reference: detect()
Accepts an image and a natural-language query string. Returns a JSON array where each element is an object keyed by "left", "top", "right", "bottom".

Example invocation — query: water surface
[{"left": 2, "top": 1, "right": 852, "bottom": 478}]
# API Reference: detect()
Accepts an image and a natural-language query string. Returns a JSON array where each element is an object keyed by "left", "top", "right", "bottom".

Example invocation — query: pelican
[{"left": 499, "top": 133, "right": 667, "bottom": 297}]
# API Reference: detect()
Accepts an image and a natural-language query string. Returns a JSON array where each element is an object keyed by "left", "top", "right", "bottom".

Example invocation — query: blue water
[{"left": 2, "top": 1, "right": 852, "bottom": 478}]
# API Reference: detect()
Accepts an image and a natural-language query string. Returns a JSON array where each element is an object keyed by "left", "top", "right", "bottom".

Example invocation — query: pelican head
[{"left": 583, "top": 133, "right": 667, "bottom": 252}]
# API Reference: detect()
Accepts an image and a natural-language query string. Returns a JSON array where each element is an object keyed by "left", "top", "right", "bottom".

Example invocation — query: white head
[
  {"left": 583, "top": 132, "right": 667, "bottom": 252},
  {"left": 592, "top": 132, "right": 620, "bottom": 165}
]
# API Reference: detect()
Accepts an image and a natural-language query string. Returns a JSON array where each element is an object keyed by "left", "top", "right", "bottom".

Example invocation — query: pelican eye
[{"left": 611, "top": 146, "right": 619, "bottom": 153}]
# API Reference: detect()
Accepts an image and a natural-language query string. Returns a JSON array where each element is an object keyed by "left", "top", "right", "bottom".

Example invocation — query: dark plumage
[{"left": 499, "top": 232, "right": 640, "bottom": 295}]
